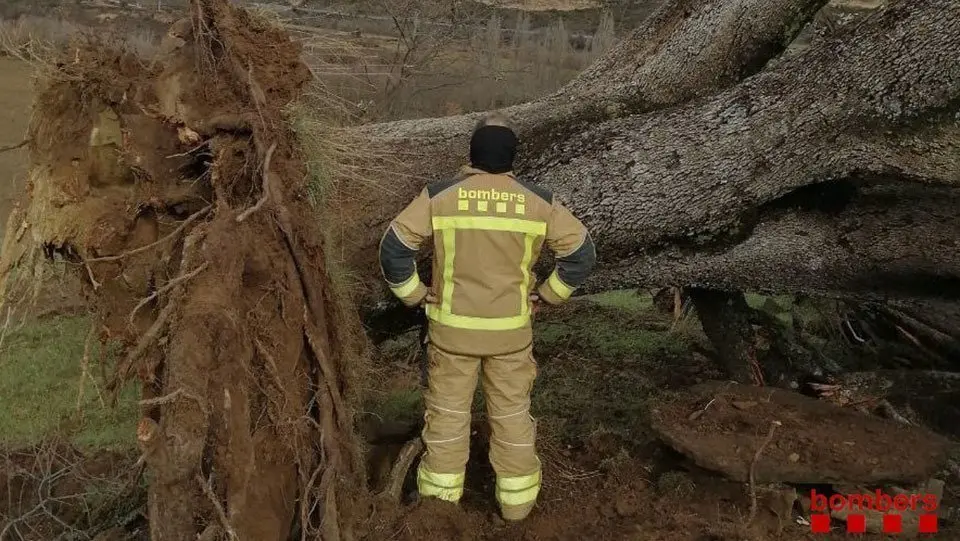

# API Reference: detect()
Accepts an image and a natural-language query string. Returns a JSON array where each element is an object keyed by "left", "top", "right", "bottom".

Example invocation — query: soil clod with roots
[{"left": 0, "top": 1, "right": 369, "bottom": 539}]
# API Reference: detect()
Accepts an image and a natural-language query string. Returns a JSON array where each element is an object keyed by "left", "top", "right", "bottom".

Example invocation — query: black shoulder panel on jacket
[
  {"left": 515, "top": 178, "right": 553, "bottom": 205},
  {"left": 427, "top": 177, "right": 464, "bottom": 198}
]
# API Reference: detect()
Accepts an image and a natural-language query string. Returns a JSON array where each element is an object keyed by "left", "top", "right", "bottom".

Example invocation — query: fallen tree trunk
[
  {"left": 588, "top": 181, "right": 960, "bottom": 299},
  {"left": 342, "top": 0, "right": 959, "bottom": 314},
  {"left": 343, "top": 0, "right": 830, "bottom": 297}
]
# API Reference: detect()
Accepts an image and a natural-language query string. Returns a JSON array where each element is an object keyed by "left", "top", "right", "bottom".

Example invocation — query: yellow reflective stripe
[
  {"left": 389, "top": 272, "right": 420, "bottom": 298},
  {"left": 427, "top": 305, "right": 530, "bottom": 330},
  {"left": 547, "top": 270, "right": 574, "bottom": 300},
  {"left": 519, "top": 234, "right": 535, "bottom": 316},
  {"left": 440, "top": 229, "right": 456, "bottom": 313},
  {"left": 418, "top": 464, "right": 464, "bottom": 502},
  {"left": 497, "top": 469, "right": 541, "bottom": 491},
  {"left": 429, "top": 215, "right": 545, "bottom": 330},
  {"left": 432, "top": 216, "right": 546, "bottom": 236},
  {"left": 498, "top": 485, "right": 540, "bottom": 506},
  {"left": 496, "top": 469, "right": 541, "bottom": 507},
  {"left": 418, "top": 465, "right": 465, "bottom": 488}
]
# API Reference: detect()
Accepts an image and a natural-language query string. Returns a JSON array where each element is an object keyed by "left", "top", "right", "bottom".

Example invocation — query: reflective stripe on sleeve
[
  {"left": 546, "top": 270, "right": 575, "bottom": 300},
  {"left": 389, "top": 272, "right": 421, "bottom": 299}
]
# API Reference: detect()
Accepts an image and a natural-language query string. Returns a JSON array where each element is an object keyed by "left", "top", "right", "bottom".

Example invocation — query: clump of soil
[
  {"left": 0, "top": 1, "right": 368, "bottom": 539},
  {"left": 650, "top": 381, "right": 954, "bottom": 485}
]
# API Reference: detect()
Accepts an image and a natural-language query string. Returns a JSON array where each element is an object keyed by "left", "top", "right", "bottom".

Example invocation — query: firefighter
[{"left": 377, "top": 111, "right": 596, "bottom": 521}]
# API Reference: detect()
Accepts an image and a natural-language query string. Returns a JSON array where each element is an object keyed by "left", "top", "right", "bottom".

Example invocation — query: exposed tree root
[
  {"left": 85, "top": 205, "right": 212, "bottom": 263},
  {"left": 236, "top": 141, "right": 276, "bottom": 223},
  {"left": 128, "top": 262, "right": 210, "bottom": 327},
  {"left": 2, "top": 1, "right": 368, "bottom": 539},
  {"left": 197, "top": 473, "right": 239, "bottom": 541},
  {"left": 380, "top": 438, "right": 424, "bottom": 503},
  {"left": 0, "top": 139, "right": 30, "bottom": 153},
  {"left": 75, "top": 322, "right": 103, "bottom": 413},
  {"left": 747, "top": 420, "right": 781, "bottom": 525}
]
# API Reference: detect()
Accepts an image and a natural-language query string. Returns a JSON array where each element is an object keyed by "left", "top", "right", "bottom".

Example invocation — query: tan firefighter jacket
[{"left": 378, "top": 166, "right": 596, "bottom": 356}]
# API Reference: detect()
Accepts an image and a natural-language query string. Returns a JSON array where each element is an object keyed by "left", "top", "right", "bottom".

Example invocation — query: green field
[{"left": 0, "top": 315, "right": 139, "bottom": 450}]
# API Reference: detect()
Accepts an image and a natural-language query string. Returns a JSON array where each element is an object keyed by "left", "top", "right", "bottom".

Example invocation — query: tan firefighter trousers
[{"left": 416, "top": 341, "right": 541, "bottom": 520}]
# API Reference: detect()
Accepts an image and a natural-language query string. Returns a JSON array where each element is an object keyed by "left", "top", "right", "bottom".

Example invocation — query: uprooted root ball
[{"left": 0, "top": 1, "right": 369, "bottom": 539}]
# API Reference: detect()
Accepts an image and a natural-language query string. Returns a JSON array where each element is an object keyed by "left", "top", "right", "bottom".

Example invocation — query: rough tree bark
[
  {"left": 339, "top": 0, "right": 959, "bottom": 317},
  {"left": 688, "top": 288, "right": 764, "bottom": 384}
]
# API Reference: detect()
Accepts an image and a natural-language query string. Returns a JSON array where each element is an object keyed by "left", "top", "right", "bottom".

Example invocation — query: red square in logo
[
  {"left": 918, "top": 514, "right": 938, "bottom": 534},
  {"left": 846, "top": 514, "right": 866, "bottom": 534},
  {"left": 810, "top": 514, "right": 831, "bottom": 534},
  {"left": 883, "top": 514, "right": 903, "bottom": 534}
]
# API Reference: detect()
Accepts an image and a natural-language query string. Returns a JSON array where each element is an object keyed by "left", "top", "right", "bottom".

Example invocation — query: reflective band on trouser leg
[
  {"left": 389, "top": 272, "right": 421, "bottom": 298},
  {"left": 483, "top": 345, "right": 540, "bottom": 517},
  {"left": 417, "top": 462, "right": 464, "bottom": 502},
  {"left": 547, "top": 270, "right": 575, "bottom": 300},
  {"left": 496, "top": 466, "right": 541, "bottom": 507},
  {"left": 419, "top": 344, "right": 480, "bottom": 503}
]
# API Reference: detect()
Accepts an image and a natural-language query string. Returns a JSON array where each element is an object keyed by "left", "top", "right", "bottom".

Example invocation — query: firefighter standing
[{"left": 377, "top": 112, "right": 596, "bottom": 521}]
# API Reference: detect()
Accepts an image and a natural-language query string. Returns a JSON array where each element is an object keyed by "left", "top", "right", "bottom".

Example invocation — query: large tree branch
[
  {"left": 583, "top": 180, "right": 960, "bottom": 301},
  {"left": 526, "top": 0, "right": 959, "bottom": 261},
  {"left": 359, "top": 0, "right": 829, "bottom": 145},
  {"left": 354, "top": 0, "right": 957, "bottom": 314},
  {"left": 345, "top": 0, "right": 831, "bottom": 301}
]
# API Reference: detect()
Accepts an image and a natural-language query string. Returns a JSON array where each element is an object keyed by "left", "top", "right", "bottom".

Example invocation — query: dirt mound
[
  {"left": 0, "top": 1, "right": 368, "bottom": 539},
  {"left": 650, "top": 381, "right": 954, "bottom": 485}
]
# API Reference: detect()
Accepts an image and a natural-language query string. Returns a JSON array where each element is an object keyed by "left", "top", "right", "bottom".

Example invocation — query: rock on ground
[{"left": 649, "top": 381, "right": 954, "bottom": 485}]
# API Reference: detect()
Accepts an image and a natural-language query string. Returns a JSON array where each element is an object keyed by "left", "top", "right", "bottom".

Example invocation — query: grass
[
  {"left": 534, "top": 290, "right": 693, "bottom": 358},
  {"left": 534, "top": 319, "right": 689, "bottom": 358},
  {"left": 583, "top": 289, "right": 653, "bottom": 312},
  {"left": 526, "top": 290, "right": 712, "bottom": 441},
  {"left": 0, "top": 315, "right": 139, "bottom": 450},
  {"left": 370, "top": 386, "right": 423, "bottom": 428},
  {"left": 359, "top": 289, "right": 712, "bottom": 444}
]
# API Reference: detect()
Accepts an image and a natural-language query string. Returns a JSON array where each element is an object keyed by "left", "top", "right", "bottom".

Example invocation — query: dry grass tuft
[
  {"left": 286, "top": 73, "right": 408, "bottom": 423},
  {"left": 0, "top": 15, "right": 159, "bottom": 70}
]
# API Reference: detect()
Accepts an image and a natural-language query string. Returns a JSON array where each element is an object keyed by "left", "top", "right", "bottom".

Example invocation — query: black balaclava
[{"left": 469, "top": 125, "right": 518, "bottom": 174}]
